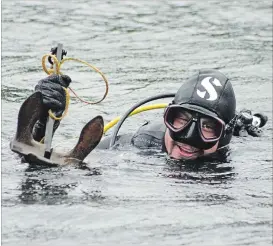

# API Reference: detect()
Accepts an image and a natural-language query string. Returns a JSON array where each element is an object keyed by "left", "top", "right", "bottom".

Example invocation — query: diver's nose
[{"left": 184, "top": 121, "right": 198, "bottom": 138}]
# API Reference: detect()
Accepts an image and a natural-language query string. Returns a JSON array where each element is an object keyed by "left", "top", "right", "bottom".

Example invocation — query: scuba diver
[{"left": 32, "top": 69, "right": 268, "bottom": 161}]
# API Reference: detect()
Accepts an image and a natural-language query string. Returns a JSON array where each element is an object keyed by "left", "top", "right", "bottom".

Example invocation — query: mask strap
[{"left": 163, "top": 102, "right": 173, "bottom": 116}]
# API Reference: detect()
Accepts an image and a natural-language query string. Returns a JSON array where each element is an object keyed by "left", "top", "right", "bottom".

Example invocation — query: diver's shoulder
[{"left": 131, "top": 121, "right": 166, "bottom": 149}]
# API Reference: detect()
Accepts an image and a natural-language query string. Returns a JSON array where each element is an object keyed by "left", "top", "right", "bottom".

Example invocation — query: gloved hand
[
  {"left": 32, "top": 74, "right": 72, "bottom": 142},
  {"left": 35, "top": 74, "right": 71, "bottom": 117}
]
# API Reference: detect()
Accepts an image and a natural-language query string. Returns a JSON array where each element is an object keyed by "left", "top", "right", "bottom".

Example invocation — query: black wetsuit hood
[
  {"left": 173, "top": 69, "right": 236, "bottom": 124},
  {"left": 171, "top": 69, "right": 236, "bottom": 148}
]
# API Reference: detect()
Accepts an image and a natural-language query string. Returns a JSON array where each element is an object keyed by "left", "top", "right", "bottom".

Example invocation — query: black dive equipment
[{"left": 234, "top": 110, "right": 268, "bottom": 137}]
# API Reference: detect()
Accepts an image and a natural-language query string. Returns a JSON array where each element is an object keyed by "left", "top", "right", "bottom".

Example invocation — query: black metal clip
[{"left": 48, "top": 46, "right": 67, "bottom": 65}]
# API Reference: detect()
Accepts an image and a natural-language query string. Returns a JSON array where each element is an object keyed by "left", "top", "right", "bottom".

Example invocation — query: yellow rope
[
  {"left": 103, "top": 103, "right": 168, "bottom": 134},
  {"left": 41, "top": 54, "right": 109, "bottom": 104},
  {"left": 39, "top": 53, "right": 109, "bottom": 143},
  {"left": 41, "top": 53, "right": 110, "bottom": 120},
  {"left": 41, "top": 54, "right": 61, "bottom": 75},
  {"left": 61, "top": 57, "right": 109, "bottom": 104}
]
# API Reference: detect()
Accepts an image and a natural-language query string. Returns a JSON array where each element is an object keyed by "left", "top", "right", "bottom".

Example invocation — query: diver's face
[
  {"left": 163, "top": 106, "right": 222, "bottom": 160},
  {"left": 164, "top": 130, "right": 219, "bottom": 160}
]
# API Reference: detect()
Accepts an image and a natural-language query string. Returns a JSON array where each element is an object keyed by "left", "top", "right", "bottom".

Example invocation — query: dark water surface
[{"left": 2, "top": 1, "right": 272, "bottom": 245}]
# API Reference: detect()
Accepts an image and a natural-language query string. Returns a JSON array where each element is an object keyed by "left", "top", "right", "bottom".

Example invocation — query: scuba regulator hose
[{"left": 109, "top": 93, "right": 175, "bottom": 148}]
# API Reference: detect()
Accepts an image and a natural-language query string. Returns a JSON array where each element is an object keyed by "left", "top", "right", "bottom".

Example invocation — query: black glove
[
  {"left": 35, "top": 74, "right": 71, "bottom": 117},
  {"left": 32, "top": 74, "right": 72, "bottom": 142}
]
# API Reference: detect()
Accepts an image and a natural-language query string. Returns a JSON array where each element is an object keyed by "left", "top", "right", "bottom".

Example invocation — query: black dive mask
[{"left": 164, "top": 105, "right": 225, "bottom": 150}]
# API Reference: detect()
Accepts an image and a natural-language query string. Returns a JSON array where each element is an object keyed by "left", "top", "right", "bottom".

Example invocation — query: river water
[{"left": 2, "top": 1, "right": 272, "bottom": 245}]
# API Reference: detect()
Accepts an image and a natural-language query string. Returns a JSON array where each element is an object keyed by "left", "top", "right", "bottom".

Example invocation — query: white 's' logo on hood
[{"left": 197, "top": 77, "right": 222, "bottom": 101}]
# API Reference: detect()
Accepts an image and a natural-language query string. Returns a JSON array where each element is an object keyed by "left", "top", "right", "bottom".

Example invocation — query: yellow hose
[{"left": 103, "top": 103, "right": 168, "bottom": 133}]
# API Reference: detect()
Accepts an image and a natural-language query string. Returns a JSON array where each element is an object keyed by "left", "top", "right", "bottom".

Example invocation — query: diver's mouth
[{"left": 176, "top": 142, "right": 200, "bottom": 155}]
